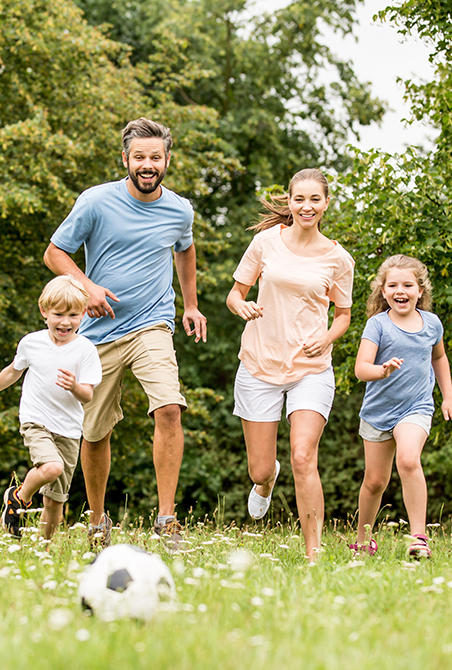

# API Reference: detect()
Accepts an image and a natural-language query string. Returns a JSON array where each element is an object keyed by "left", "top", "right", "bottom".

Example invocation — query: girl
[
  {"left": 226, "top": 168, "right": 354, "bottom": 561},
  {"left": 352, "top": 255, "right": 452, "bottom": 558}
]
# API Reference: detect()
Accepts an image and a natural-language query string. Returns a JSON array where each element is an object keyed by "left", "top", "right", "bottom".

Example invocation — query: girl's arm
[
  {"left": 432, "top": 339, "right": 452, "bottom": 420},
  {"left": 226, "top": 281, "right": 264, "bottom": 322},
  {"left": 0, "top": 363, "right": 24, "bottom": 392},
  {"left": 355, "top": 338, "right": 403, "bottom": 382},
  {"left": 303, "top": 306, "right": 351, "bottom": 358}
]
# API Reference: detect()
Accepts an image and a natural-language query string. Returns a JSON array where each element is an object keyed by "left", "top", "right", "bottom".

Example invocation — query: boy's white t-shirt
[
  {"left": 13, "top": 330, "right": 102, "bottom": 439},
  {"left": 233, "top": 224, "right": 355, "bottom": 384}
]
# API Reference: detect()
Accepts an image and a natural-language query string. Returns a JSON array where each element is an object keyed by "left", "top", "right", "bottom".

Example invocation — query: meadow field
[{"left": 1, "top": 512, "right": 452, "bottom": 670}]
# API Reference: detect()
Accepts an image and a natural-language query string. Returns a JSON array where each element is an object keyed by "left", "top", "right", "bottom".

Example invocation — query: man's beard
[{"left": 127, "top": 162, "right": 167, "bottom": 194}]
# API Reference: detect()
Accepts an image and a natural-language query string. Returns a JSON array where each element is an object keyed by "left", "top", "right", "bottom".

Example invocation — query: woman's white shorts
[{"left": 233, "top": 362, "right": 335, "bottom": 423}]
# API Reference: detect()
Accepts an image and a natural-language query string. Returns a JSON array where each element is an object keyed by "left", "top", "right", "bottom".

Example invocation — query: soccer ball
[{"left": 78, "top": 544, "right": 176, "bottom": 621}]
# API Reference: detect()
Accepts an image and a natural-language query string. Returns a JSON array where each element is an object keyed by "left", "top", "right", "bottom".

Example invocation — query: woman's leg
[
  {"left": 356, "top": 439, "right": 395, "bottom": 543},
  {"left": 242, "top": 419, "right": 279, "bottom": 497},
  {"left": 393, "top": 423, "right": 428, "bottom": 536},
  {"left": 289, "top": 410, "right": 327, "bottom": 560}
]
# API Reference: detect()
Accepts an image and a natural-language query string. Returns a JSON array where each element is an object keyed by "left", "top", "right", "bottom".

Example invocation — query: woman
[{"left": 226, "top": 168, "right": 354, "bottom": 561}]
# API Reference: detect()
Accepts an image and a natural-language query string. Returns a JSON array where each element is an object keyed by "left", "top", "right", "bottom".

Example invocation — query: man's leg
[
  {"left": 80, "top": 430, "right": 112, "bottom": 527},
  {"left": 152, "top": 405, "right": 183, "bottom": 516}
]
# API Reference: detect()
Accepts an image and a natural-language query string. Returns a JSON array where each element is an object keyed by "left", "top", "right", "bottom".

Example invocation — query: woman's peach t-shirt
[{"left": 233, "top": 224, "right": 355, "bottom": 384}]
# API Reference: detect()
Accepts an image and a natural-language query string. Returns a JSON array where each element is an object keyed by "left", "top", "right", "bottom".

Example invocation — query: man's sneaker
[
  {"left": 88, "top": 513, "right": 113, "bottom": 548},
  {"left": 154, "top": 517, "right": 183, "bottom": 553},
  {"left": 1, "top": 486, "right": 32, "bottom": 538},
  {"left": 408, "top": 534, "right": 431, "bottom": 559}
]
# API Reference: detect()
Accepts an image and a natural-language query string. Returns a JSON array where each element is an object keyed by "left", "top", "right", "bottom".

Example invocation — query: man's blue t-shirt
[
  {"left": 359, "top": 310, "right": 443, "bottom": 431},
  {"left": 50, "top": 179, "right": 194, "bottom": 345}
]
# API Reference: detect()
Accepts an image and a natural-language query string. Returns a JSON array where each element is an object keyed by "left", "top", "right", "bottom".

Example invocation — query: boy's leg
[
  {"left": 393, "top": 422, "right": 428, "bottom": 536},
  {"left": 41, "top": 497, "right": 64, "bottom": 540},
  {"left": 357, "top": 438, "right": 395, "bottom": 543},
  {"left": 20, "top": 461, "right": 64, "bottom": 503}
]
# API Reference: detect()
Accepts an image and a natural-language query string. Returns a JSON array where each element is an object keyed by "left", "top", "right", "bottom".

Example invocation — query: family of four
[{"left": 1, "top": 118, "right": 450, "bottom": 561}]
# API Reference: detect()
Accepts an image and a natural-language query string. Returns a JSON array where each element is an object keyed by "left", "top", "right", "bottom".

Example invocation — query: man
[{"left": 44, "top": 117, "right": 207, "bottom": 549}]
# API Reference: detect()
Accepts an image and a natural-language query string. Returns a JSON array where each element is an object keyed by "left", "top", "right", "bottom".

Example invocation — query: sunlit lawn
[{"left": 1, "top": 512, "right": 452, "bottom": 670}]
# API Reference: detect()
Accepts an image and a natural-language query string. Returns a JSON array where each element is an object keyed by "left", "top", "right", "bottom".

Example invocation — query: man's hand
[
  {"left": 182, "top": 306, "right": 207, "bottom": 343},
  {"left": 86, "top": 283, "right": 120, "bottom": 319}
]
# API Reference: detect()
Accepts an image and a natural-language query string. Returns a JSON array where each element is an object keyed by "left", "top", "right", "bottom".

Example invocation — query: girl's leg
[
  {"left": 20, "top": 461, "right": 64, "bottom": 503},
  {"left": 393, "top": 423, "right": 428, "bottom": 536},
  {"left": 41, "top": 496, "right": 64, "bottom": 540},
  {"left": 289, "top": 410, "right": 327, "bottom": 560},
  {"left": 242, "top": 419, "right": 279, "bottom": 497},
  {"left": 357, "top": 439, "right": 395, "bottom": 543}
]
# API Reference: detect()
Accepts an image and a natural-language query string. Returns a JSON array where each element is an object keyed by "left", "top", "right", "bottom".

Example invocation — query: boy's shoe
[
  {"left": 349, "top": 538, "right": 378, "bottom": 556},
  {"left": 248, "top": 460, "right": 281, "bottom": 520},
  {"left": 1, "top": 486, "right": 32, "bottom": 538},
  {"left": 408, "top": 534, "right": 431, "bottom": 559},
  {"left": 153, "top": 517, "right": 183, "bottom": 553},
  {"left": 88, "top": 513, "right": 113, "bottom": 548}
]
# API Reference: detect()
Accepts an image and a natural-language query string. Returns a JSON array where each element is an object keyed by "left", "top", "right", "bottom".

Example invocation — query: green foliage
[{"left": 3, "top": 0, "right": 452, "bottom": 528}]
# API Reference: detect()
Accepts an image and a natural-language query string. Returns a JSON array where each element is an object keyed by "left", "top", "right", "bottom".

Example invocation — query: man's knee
[{"left": 154, "top": 404, "right": 182, "bottom": 430}]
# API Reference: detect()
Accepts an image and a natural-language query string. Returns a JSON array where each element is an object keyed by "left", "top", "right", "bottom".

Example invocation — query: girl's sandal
[
  {"left": 408, "top": 534, "right": 431, "bottom": 559},
  {"left": 349, "top": 538, "right": 378, "bottom": 556}
]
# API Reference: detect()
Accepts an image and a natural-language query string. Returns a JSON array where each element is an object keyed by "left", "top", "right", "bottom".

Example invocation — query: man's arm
[
  {"left": 174, "top": 243, "right": 207, "bottom": 343},
  {"left": 43, "top": 243, "right": 119, "bottom": 319}
]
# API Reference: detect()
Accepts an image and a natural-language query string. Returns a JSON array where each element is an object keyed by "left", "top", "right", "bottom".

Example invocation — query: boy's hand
[
  {"left": 382, "top": 357, "right": 403, "bottom": 378},
  {"left": 56, "top": 368, "right": 76, "bottom": 391}
]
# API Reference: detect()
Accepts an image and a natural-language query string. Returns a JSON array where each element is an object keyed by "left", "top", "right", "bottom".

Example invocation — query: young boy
[{"left": 0, "top": 275, "right": 102, "bottom": 539}]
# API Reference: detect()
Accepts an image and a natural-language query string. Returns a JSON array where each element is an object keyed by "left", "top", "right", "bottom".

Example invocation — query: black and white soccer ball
[{"left": 78, "top": 544, "right": 176, "bottom": 621}]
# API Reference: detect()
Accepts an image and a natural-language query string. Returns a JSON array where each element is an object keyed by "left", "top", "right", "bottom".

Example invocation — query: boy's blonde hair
[
  {"left": 367, "top": 254, "right": 432, "bottom": 317},
  {"left": 39, "top": 275, "right": 90, "bottom": 313}
]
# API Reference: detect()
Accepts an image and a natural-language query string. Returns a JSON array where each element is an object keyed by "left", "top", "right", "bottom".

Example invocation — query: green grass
[{"left": 1, "top": 513, "right": 452, "bottom": 670}]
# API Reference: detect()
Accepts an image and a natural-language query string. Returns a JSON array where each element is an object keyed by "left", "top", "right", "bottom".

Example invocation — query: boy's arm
[
  {"left": 432, "top": 340, "right": 452, "bottom": 420},
  {"left": 355, "top": 338, "right": 403, "bottom": 381},
  {"left": 0, "top": 363, "right": 24, "bottom": 392},
  {"left": 56, "top": 369, "right": 94, "bottom": 404}
]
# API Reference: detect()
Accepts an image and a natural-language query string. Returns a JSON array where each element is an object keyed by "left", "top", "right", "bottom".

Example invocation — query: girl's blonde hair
[
  {"left": 367, "top": 254, "right": 432, "bottom": 317},
  {"left": 39, "top": 275, "right": 90, "bottom": 313},
  {"left": 250, "top": 168, "right": 329, "bottom": 232}
]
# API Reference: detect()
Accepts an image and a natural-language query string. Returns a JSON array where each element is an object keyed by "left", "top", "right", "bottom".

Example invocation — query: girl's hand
[
  {"left": 441, "top": 399, "right": 452, "bottom": 421},
  {"left": 56, "top": 368, "right": 76, "bottom": 391},
  {"left": 303, "top": 334, "right": 331, "bottom": 358},
  {"left": 235, "top": 301, "right": 264, "bottom": 322},
  {"left": 381, "top": 357, "right": 403, "bottom": 378}
]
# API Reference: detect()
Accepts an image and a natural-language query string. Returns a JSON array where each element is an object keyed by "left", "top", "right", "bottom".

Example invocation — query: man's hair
[
  {"left": 39, "top": 275, "right": 90, "bottom": 313},
  {"left": 122, "top": 117, "right": 173, "bottom": 159}
]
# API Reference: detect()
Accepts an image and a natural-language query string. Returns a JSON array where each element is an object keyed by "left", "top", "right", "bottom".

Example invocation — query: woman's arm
[
  {"left": 303, "top": 306, "right": 351, "bottom": 358},
  {"left": 432, "top": 339, "right": 452, "bottom": 420},
  {"left": 226, "top": 281, "right": 264, "bottom": 321},
  {"left": 355, "top": 338, "right": 403, "bottom": 382}
]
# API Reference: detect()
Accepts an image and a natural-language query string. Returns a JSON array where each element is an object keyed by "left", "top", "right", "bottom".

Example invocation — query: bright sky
[{"left": 249, "top": 0, "right": 435, "bottom": 153}]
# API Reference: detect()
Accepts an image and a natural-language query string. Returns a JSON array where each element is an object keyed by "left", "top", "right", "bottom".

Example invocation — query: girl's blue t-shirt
[
  {"left": 50, "top": 179, "right": 194, "bottom": 345},
  {"left": 359, "top": 309, "right": 443, "bottom": 431}
]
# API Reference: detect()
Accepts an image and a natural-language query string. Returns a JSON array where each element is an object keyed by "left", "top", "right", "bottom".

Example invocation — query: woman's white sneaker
[{"left": 248, "top": 460, "right": 281, "bottom": 519}]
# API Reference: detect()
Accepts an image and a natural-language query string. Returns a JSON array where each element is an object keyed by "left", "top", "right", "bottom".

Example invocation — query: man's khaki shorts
[
  {"left": 20, "top": 423, "right": 80, "bottom": 503},
  {"left": 83, "top": 324, "right": 187, "bottom": 443}
]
